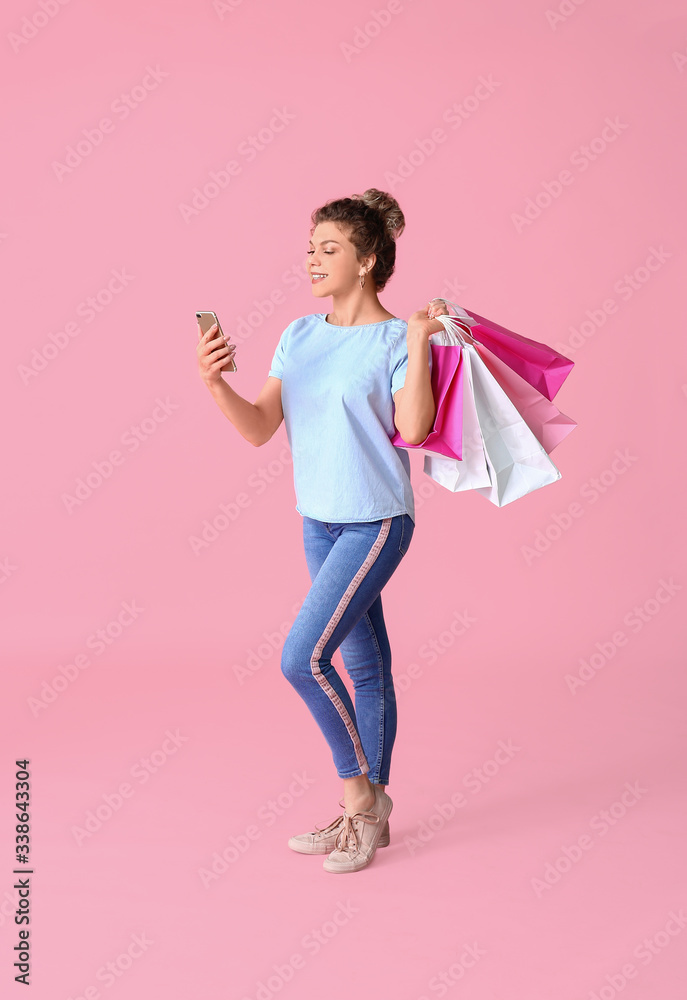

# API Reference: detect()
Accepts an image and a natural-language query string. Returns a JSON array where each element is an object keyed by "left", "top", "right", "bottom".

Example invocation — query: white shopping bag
[{"left": 423, "top": 346, "right": 491, "bottom": 491}]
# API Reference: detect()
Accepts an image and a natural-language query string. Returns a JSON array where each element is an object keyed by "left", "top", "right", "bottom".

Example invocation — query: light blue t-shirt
[{"left": 268, "top": 312, "right": 432, "bottom": 524}]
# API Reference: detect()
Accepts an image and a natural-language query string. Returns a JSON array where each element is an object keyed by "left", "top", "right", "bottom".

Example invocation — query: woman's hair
[{"left": 310, "top": 188, "right": 405, "bottom": 292}]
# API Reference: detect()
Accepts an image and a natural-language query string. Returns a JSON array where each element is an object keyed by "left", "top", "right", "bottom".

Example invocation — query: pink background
[{"left": 2, "top": 0, "right": 686, "bottom": 997}]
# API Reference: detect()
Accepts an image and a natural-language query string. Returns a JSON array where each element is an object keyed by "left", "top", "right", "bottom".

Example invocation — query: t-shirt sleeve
[
  {"left": 390, "top": 330, "right": 433, "bottom": 397},
  {"left": 268, "top": 325, "right": 289, "bottom": 380}
]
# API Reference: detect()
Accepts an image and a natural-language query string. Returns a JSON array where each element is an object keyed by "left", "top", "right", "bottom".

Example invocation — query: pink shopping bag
[
  {"left": 438, "top": 300, "right": 574, "bottom": 401},
  {"left": 390, "top": 340, "right": 464, "bottom": 460},
  {"left": 473, "top": 342, "right": 577, "bottom": 453}
]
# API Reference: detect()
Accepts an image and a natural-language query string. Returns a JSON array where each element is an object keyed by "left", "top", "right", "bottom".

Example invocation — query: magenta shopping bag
[
  {"left": 437, "top": 300, "right": 574, "bottom": 401},
  {"left": 390, "top": 340, "right": 464, "bottom": 459}
]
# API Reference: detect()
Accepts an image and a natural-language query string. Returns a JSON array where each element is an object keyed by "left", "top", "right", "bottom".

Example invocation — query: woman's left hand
[{"left": 407, "top": 299, "right": 450, "bottom": 341}]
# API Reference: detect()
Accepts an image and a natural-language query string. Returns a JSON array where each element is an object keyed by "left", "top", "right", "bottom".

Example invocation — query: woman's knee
[{"left": 281, "top": 632, "right": 313, "bottom": 686}]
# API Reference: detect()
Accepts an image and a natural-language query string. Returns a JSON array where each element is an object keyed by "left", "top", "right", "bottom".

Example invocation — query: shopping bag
[
  {"left": 473, "top": 342, "right": 577, "bottom": 453},
  {"left": 437, "top": 299, "right": 574, "bottom": 401},
  {"left": 423, "top": 345, "right": 492, "bottom": 491},
  {"left": 470, "top": 345, "right": 562, "bottom": 506},
  {"left": 426, "top": 315, "right": 562, "bottom": 506},
  {"left": 390, "top": 322, "right": 464, "bottom": 460}
]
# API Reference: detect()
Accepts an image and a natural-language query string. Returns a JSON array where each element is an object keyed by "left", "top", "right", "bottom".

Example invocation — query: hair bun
[{"left": 352, "top": 187, "right": 405, "bottom": 240}]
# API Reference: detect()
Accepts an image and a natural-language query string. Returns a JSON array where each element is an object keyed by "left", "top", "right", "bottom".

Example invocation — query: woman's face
[{"left": 306, "top": 221, "right": 373, "bottom": 297}]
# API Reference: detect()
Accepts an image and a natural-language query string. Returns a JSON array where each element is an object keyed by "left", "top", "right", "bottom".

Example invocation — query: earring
[{"left": 359, "top": 270, "right": 367, "bottom": 290}]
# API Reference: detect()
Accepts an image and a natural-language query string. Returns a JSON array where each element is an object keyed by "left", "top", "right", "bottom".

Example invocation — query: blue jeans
[{"left": 281, "top": 513, "right": 414, "bottom": 784}]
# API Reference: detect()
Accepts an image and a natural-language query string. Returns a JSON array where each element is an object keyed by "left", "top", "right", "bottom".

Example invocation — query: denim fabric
[{"left": 281, "top": 512, "right": 414, "bottom": 783}]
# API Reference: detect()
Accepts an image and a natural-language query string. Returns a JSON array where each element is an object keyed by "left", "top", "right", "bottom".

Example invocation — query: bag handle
[
  {"left": 431, "top": 307, "right": 478, "bottom": 349},
  {"left": 433, "top": 298, "right": 478, "bottom": 327}
]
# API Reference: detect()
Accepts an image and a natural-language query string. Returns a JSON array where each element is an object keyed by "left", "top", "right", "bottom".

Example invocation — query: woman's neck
[{"left": 325, "top": 292, "right": 395, "bottom": 327}]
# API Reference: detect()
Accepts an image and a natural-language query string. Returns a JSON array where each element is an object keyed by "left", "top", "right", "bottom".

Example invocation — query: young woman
[{"left": 196, "top": 188, "right": 448, "bottom": 873}]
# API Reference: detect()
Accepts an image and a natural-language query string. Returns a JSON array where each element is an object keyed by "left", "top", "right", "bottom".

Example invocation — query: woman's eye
[{"left": 306, "top": 250, "right": 335, "bottom": 254}]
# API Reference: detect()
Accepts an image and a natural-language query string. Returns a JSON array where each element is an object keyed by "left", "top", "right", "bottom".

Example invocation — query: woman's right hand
[{"left": 196, "top": 322, "right": 236, "bottom": 386}]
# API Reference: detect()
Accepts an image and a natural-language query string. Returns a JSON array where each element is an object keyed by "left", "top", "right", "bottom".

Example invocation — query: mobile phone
[{"left": 196, "top": 310, "right": 237, "bottom": 373}]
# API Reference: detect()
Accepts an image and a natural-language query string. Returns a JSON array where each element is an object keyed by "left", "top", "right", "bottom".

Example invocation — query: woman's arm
[
  {"left": 205, "top": 375, "right": 283, "bottom": 447},
  {"left": 197, "top": 320, "right": 283, "bottom": 446},
  {"left": 393, "top": 332, "right": 435, "bottom": 445},
  {"left": 393, "top": 303, "right": 447, "bottom": 444}
]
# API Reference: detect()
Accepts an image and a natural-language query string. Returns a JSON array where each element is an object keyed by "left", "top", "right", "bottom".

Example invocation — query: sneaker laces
[
  {"left": 313, "top": 815, "right": 344, "bottom": 836},
  {"left": 334, "top": 809, "right": 380, "bottom": 855}
]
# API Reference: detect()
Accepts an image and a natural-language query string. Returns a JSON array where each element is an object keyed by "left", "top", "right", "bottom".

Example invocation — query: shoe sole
[{"left": 288, "top": 821, "right": 390, "bottom": 855}]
